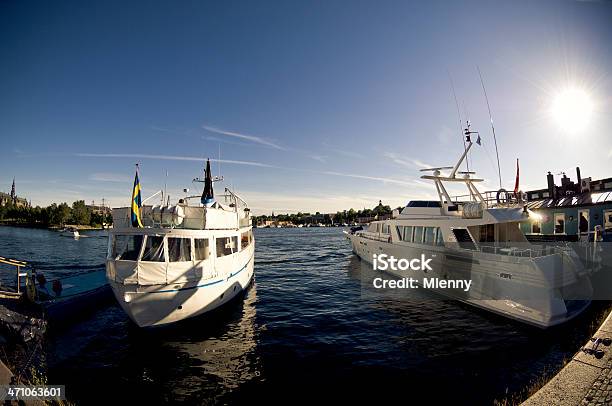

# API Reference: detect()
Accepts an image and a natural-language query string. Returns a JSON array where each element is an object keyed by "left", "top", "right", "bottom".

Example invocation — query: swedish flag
[{"left": 131, "top": 168, "right": 143, "bottom": 228}]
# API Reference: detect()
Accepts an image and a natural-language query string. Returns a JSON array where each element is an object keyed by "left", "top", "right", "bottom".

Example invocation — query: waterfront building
[
  {"left": 0, "top": 179, "right": 29, "bottom": 208},
  {"left": 520, "top": 168, "right": 612, "bottom": 239}
]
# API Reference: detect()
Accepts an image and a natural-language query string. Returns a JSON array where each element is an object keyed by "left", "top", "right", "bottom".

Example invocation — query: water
[{"left": 0, "top": 226, "right": 608, "bottom": 404}]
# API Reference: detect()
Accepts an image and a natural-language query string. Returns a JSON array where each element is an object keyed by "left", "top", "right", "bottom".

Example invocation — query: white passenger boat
[
  {"left": 346, "top": 128, "right": 593, "bottom": 328},
  {"left": 59, "top": 227, "right": 80, "bottom": 238},
  {"left": 106, "top": 160, "right": 254, "bottom": 327}
]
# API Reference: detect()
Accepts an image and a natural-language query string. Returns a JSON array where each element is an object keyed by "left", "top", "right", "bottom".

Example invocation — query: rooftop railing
[{"left": 451, "top": 190, "right": 526, "bottom": 209}]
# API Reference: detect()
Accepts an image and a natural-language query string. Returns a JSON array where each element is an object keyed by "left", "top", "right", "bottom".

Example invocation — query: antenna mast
[
  {"left": 448, "top": 71, "right": 469, "bottom": 172},
  {"left": 477, "top": 66, "right": 502, "bottom": 188}
]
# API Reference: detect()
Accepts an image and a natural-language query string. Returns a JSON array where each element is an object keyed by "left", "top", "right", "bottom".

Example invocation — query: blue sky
[{"left": 1, "top": 0, "right": 611, "bottom": 214}]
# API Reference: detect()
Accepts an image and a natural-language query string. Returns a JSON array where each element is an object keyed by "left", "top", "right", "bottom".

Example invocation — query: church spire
[{"left": 10, "top": 177, "right": 15, "bottom": 204}]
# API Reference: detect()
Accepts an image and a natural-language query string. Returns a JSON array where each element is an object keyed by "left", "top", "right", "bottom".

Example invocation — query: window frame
[
  {"left": 424, "top": 227, "right": 436, "bottom": 245},
  {"left": 413, "top": 226, "right": 424, "bottom": 244},
  {"left": 193, "top": 238, "right": 210, "bottom": 261},
  {"left": 111, "top": 234, "right": 144, "bottom": 261},
  {"left": 141, "top": 235, "right": 167, "bottom": 262},
  {"left": 434, "top": 227, "right": 444, "bottom": 246},
  {"left": 554, "top": 212, "right": 566, "bottom": 235},
  {"left": 167, "top": 236, "right": 193, "bottom": 263},
  {"left": 241, "top": 231, "right": 251, "bottom": 250},
  {"left": 216, "top": 235, "right": 239, "bottom": 258},
  {"left": 403, "top": 226, "right": 413, "bottom": 242}
]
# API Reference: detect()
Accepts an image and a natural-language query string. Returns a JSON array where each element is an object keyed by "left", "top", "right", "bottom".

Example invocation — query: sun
[{"left": 550, "top": 87, "right": 594, "bottom": 133}]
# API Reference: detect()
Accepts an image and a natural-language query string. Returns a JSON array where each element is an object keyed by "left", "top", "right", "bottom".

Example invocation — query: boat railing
[
  {"left": 357, "top": 231, "right": 391, "bottom": 243},
  {"left": 451, "top": 190, "right": 525, "bottom": 208},
  {"left": 355, "top": 231, "right": 574, "bottom": 259},
  {"left": 220, "top": 188, "right": 248, "bottom": 212},
  {"left": 0, "top": 256, "right": 28, "bottom": 297},
  {"left": 473, "top": 243, "right": 572, "bottom": 258}
]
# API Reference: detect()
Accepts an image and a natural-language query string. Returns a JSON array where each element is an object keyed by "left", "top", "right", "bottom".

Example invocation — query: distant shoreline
[{"left": 0, "top": 222, "right": 105, "bottom": 231}]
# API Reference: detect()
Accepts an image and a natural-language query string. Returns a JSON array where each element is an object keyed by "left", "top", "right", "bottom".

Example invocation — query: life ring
[{"left": 496, "top": 188, "right": 509, "bottom": 205}]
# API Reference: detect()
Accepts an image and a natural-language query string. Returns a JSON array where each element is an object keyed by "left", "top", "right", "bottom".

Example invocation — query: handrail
[
  {"left": 468, "top": 243, "right": 571, "bottom": 258},
  {"left": 451, "top": 190, "right": 524, "bottom": 208},
  {"left": 223, "top": 188, "right": 248, "bottom": 208},
  {"left": 0, "top": 256, "right": 28, "bottom": 294}
]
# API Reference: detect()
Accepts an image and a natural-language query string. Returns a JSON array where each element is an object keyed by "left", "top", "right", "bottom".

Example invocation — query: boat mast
[{"left": 450, "top": 123, "right": 477, "bottom": 179}]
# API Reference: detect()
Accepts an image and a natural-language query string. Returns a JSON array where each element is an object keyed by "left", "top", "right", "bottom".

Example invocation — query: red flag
[{"left": 514, "top": 159, "right": 520, "bottom": 194}]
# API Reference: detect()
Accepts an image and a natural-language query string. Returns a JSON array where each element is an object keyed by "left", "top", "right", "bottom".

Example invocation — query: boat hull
[
  {"left": 347, "top": 233, "right": 591, "bottom": 328},
  {"left": 109, "top": 253, "right": 254, "bottom": 328}
]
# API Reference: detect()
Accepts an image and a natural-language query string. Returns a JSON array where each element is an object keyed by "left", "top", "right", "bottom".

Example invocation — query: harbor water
[{"left": 0, "top": 226, "right": 608, "bottom": 404}]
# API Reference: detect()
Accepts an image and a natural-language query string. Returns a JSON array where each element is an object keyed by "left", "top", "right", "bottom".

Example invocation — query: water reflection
[
  {"left": 163, "top": 284, "right": 260, "bottom": 398},
  {"left": 47, "top": 283, "right": 261, "bottom": 404}
]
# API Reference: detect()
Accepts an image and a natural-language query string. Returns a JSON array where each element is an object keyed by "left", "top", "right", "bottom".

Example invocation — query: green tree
[
  {"left": 51, "top": 202, "right": 71, "bottom": 226},
  {"left": 71, "top": 200, "right": 91, "bottom": 225}
]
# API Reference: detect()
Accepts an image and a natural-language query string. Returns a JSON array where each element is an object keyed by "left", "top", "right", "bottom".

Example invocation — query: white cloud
[
  {"left": 321, "top": 142, "right": 365, "bottom": 159},
  {"left": 310, "top": 155, "right": 328, "bottom": 163},
  {"left": 383, "top": 152, "right": 432, "bottom": 169},
  {"left": 202, "top": 125, "right": 285, "bottom": 150},
  {"left": 75, "top": 153, "right": 277, "bottom": 168},
  {"left": 320, "top": 170, "right": 416, "bottom": 187},
  {"left": 89, "top": 172, "right": 131, "bottom": 182}
]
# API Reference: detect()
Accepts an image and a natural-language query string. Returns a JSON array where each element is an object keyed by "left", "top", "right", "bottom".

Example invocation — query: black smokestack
[
  {"left": 547, "top": 171, "right": 555, "bottom": 199},
  {"left": 201, "top": 159, "right": 214, "bottom": 206},
  {"left": 576, "top": 167, "right": 582, "bottom": 192}
]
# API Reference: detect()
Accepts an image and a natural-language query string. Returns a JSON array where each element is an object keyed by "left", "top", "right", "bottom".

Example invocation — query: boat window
[
  {"left": 168, "top": 237, "right": 192, "bottom": 262},
  {"left": 194, "top": 238, "right": 209, "bottom": 260},
  {"left": 241, "top": 231, "right": 250, "bottom": 249},
  {"left": 531, "top": 221, "right": 541, "bottom": 234},
  {"left": 216, "top": 236, "right": 238, "bottom": 257},
  {"left": 554, "top": 213, "right": 565, "bottom": 234},
  {"left": 605, "top": 210, "right": 612, "bottom": 232},
  {"left": 424, "top": 227, "right": 435, "bottom": 244},
  {"left": 403, "top": 226, "right": 413, "bottom": 242},
  {"left": 112, "top": 235, "right": 143, "bottom": 260},
  {"left": 406, "top": 201, "right": 441, "bottom": 208},
  {"left": 376, "top": 223, "right": 381, "bottom": 233},
  {"left": 382, "top": 224, "right": 390, "bottom": 234},
  {"left": 478, "top": 224, "right": 495, "bottom": 243},
  {"left": 435, "top": 228, "right": 444, "bottom": 246},
  {"left": 413, "top": 227, "right": 424, "bottom": 244},
  {"left": 142, "top": 236, "right": 165, "bottom": 262}
]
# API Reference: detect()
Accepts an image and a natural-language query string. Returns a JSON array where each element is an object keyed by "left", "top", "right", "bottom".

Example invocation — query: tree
[
  {"left": 53, "top": 203, "right": 71, "bottom": 226},
  {"left": 71, "top": 200, "right": 91, "bottom": 225}
]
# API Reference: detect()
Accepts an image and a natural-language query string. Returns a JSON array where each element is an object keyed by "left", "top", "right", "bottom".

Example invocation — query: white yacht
[
  {"left": 60, "top": 226, "right": 80, "bottom": 238},
  {"left": 346, "top": 129, "right": 593, "bottom": 328},
  {"left": 106, "top": 160, "right": 254, "bottom": 327}
]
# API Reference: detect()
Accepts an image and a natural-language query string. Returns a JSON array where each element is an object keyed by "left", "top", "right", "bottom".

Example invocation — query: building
[
  {"left": 0, "top": 179, "right": 29, "bottom": 208},
  {"left": 86, "top": 202, "right": 112, "bottom": 216},
  {"left": 519, "top": 167, "right": 612, "bottom": 238}
]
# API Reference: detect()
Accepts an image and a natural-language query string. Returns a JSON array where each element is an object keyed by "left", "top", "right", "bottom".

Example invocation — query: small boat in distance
[
  {"left": 106, "top": 159, "right": 254, "bottom": 327},
  {"left": 59, "top": 227, "right": 80, "bottom": 238},
  {"left": 346, "top": 125, "right": 593, "bottom": 328}
]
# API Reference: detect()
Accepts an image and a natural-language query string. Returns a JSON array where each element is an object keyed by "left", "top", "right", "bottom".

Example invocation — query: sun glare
[{"left": 550, "top": 87, "right": 594, "bottom": 133}]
